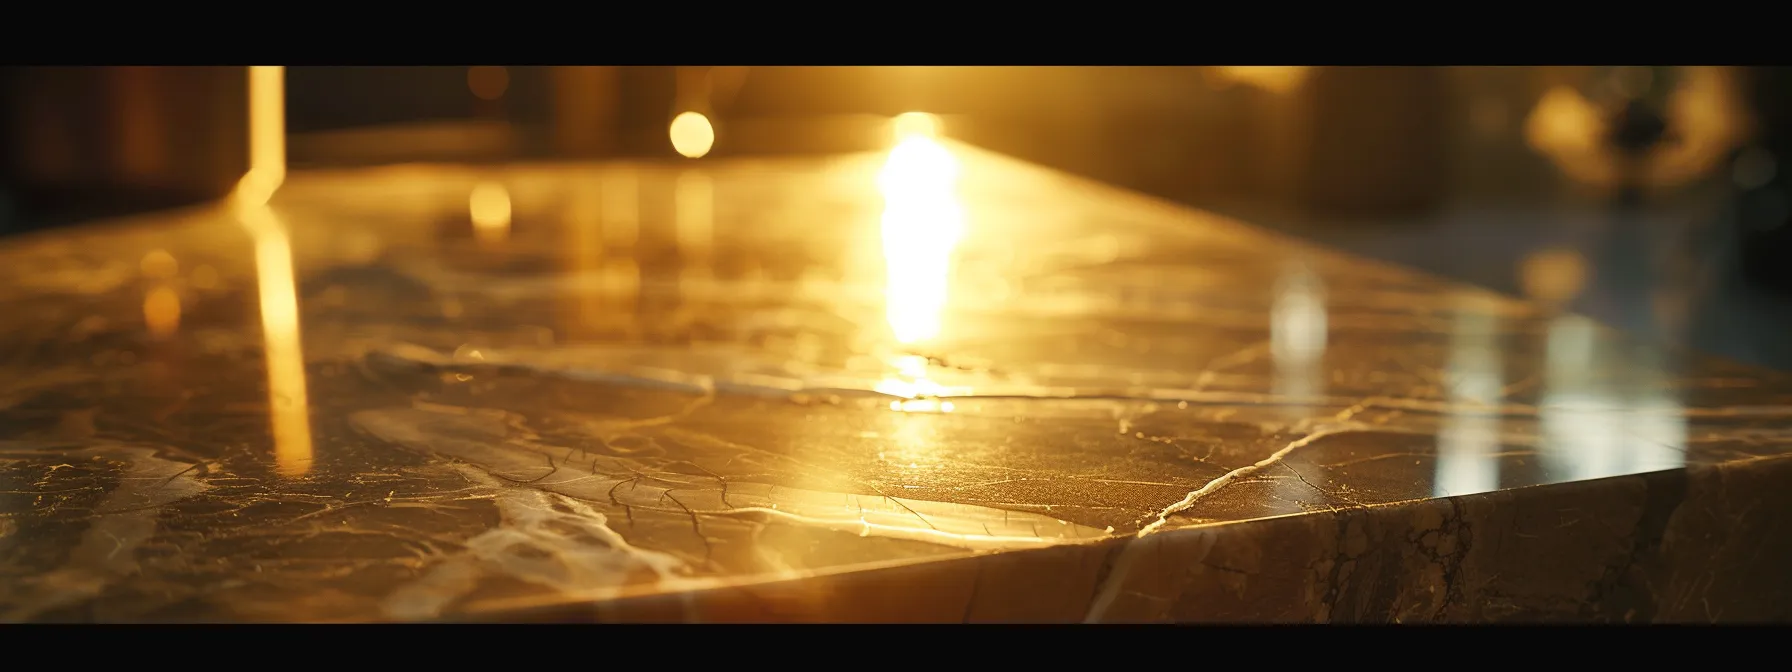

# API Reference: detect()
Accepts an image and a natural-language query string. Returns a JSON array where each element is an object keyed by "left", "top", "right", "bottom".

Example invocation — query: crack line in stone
[{"left": 1136, "top": 425, "right": 1348, "bottom": 537}]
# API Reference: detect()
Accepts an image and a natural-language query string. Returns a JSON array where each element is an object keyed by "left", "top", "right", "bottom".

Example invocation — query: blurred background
[{"left": 3, "top": 66, "right": 1792, "bottom": 368}]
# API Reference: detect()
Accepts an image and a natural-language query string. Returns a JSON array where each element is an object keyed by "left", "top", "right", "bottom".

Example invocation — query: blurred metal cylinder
[{"left": 2, "top": 66, "right": 250, "bottom": 221}]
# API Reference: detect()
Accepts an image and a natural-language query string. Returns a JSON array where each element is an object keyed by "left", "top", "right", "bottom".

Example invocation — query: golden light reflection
[
  {"left": 1525, "top": 85, "right": 1611, "bottom": 185},
  {"left": 1539, "top": 316, "right": 1687, "bottom": 481},
  {"left": 1623, "top": 365, "right": 1690, "bottom": 476},
  {"left": 892, "top": 111, "right": 940, "bottom": 141},
  {"left": 243, "top": 206, "right": 314, "bottom": 478},
  {"left": 889, "top": 399, "right": 955, "bottom": 413},
  {"left": 1540, "top": 317, "right": 1627, "bottom": 480},
  {"left": 1434, "top": 299, "right": 1503, "bottom": 497},
  {"left": 669, "top": 111, "right": 715, "bottom": 159},
  {"left": 1270, "top": 265, "right": 1327, "bottom": 410},
  {"left": 140, "top": 249, "right": 178, "bottom": 279},
  {"left": 143, "top": 286, "right": 181, "bottom": 338},
  {"left": 874, "top": 354, "right": 949, "bottom": 401},
  {"left": 675, "top": 170, "right": 715, "bottom": 302},
  {"left": 1214, "top": 66, "right": 1310, "bottom": 94},
  {"left": 883, "top": 411, "right": 949, "bottom": 473},
  {"left": 1519, "top": 247, "right": 1589, "bottom": 307},
  {"left": 563, "top": 176, "right": 605, "bottom": 337},
  {"left": 601, "top": 172, "right": 640, "bottom": 248},
  {"left": 469, "top": 182, "right": 512, "bottom": 243},
  {"left": 605, "top": 258, "right": 642, "bottom": 317},
  {"left": 1533, "top": 315, "right": 1684, "bottom": 483},
  {"left": 592, "top": 174, "right": 642, "bottom": 318},
  {"left": 565, "top": 170, "right": 642, "bottom": 326},
  {"left": 875, "top": 131, "right": 965, "bottom": 413},
  {"left": 675, "top": 171, "right": 714, "bottom": 262},
  {"left": 235, "top": 65, "right": 313, "bottom": 478},
  {"left": 878, "top": 132, "right": 963, "bottom": 345},
  {"left": 234, "top": 65, "right": 286, "bottom": 209},
  {"left": 467, "top": 66, "right": 509, "bottom": 101}
]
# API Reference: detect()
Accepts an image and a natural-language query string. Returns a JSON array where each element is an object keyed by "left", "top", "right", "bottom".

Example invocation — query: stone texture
[{"left": 0, "top": 141, "right": 1788, "bottom": 622}]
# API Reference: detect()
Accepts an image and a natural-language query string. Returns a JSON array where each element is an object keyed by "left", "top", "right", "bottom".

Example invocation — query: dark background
[{"left": 4, "top": 65, "right": 1792, "bottom": 369}]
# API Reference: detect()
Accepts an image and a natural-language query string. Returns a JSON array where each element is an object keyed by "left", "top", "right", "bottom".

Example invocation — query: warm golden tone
[{"left": 1, "top": 132, "right": 1789, "bottom": 622}]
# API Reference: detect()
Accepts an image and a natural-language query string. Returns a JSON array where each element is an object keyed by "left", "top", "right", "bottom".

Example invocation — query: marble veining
[{"left": 2, "top": 137, "right": 1790, "bottom": 622}]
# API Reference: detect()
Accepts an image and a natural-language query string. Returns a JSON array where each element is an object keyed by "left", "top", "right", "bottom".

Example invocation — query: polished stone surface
[{"left": 2, "top": 137, "right": 1791, "bottom": 622}]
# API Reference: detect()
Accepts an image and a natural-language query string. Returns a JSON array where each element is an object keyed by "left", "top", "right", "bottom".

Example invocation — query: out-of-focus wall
[
  {"left": 2, "top": 66, "right": 1759, "bottom": 234},
  {"left": 709, "top": 66, "right": 1750, "bottom": 217},
  {"left": 722, "top": 66, "right": 1462, "bottom": 217}
]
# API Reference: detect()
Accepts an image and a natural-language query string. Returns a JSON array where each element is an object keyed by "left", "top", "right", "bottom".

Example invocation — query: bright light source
[
  {"left": 879, "top": 135, "right": 963, "bottom": 345},
  {"left": 469, "top": 182, "right": 512, "bottom": 243},
  {"left": 669, "top": 111, "right": 715, "bottom": 158},
  {"left": 892, "top": 112, "right": 940, "bottom": 142}
]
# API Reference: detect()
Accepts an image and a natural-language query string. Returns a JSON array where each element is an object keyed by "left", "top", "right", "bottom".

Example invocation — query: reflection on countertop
[{"left": 2, "top": 137, "right": 1791, "bottom": 623}]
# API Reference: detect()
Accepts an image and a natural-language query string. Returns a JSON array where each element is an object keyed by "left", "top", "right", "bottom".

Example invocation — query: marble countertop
[{"left": 3, "top": 137, "right": 1789, "bottom": 622}]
